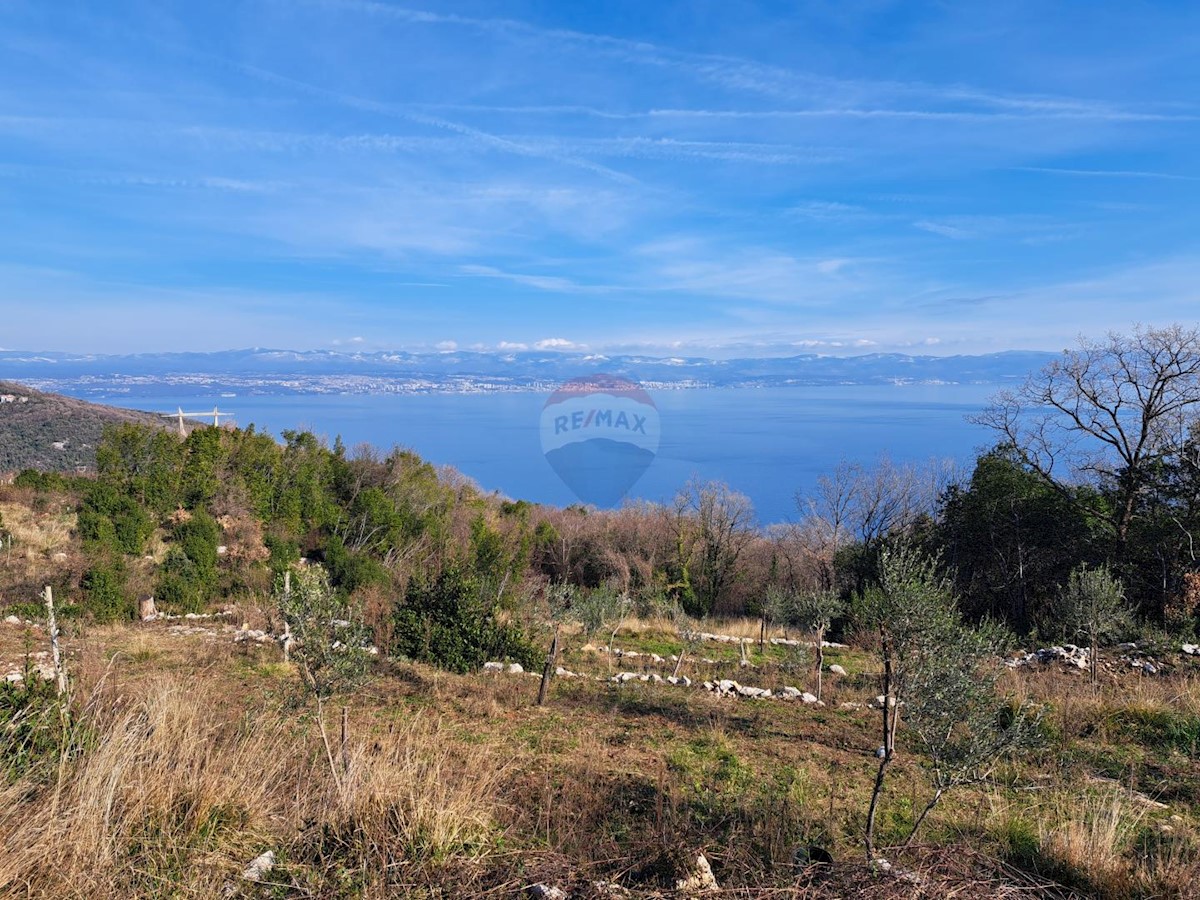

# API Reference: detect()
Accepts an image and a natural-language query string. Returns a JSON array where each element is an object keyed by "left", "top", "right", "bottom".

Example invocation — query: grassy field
[{"left": 2, "top": 613, "right": 1199, "bottom": 899}]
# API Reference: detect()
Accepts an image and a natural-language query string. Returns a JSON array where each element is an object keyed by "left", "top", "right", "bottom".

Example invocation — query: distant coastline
[{"left": 1, "top": 347, "right": 1050, "bottom": 398}]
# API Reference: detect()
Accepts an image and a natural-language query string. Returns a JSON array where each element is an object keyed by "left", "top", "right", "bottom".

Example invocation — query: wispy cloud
[
  {"left": 458, "top": 264, "right": 613, "bottom": 294},
  {"left": 913, "top": 219, "right": 974, "bottom": 240},
  {"left": 1014, "top": 166, "right": 1200, "bottom": 181},
  {"left": 1, "top": 0, "right": 1197, "bottom": 355},
  {"left": 312, "top": 0, "right": 1187, "bottom": 123}
]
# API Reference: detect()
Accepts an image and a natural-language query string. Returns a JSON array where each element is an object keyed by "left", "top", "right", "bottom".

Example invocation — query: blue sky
[{"left": 1, "top": 0, "right": 1198, "bottom": 356}]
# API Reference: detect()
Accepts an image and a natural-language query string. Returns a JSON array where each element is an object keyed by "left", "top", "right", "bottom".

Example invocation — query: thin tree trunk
[
  {"left": 865, "top": 652, "right": 893, "bottom": 859},
  {"left": 282, "top": 570, "right": 292, "bottom": 662},
  {"left": 865, "top": 729, "right": 890, "bottom": 859},
  {"left": 759, "top": 617, "right": 765, "bottom": 654},
  {"left": 904, "top": 788, "right": 944, "bottom": 847}
]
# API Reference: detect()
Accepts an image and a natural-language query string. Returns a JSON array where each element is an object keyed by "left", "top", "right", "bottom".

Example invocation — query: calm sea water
[{"left": 81, "top": 385, "right": 997, "bottom": 525}]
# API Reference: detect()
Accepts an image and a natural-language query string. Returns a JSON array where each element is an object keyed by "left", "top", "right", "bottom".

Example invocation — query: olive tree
[
  {"left": 853, "top": 545, "right": 1036, "bottom": 856},
  {"left": 792, "top": 588, "right": 844, "bottom": 702},
  {"left": 278, "top": 565, "right": 370, "bottom": 699},
  {"left": 277, "top": 564, "right": 371, "bottom": 783},
  {"left": 903, "top": 621, "right": 1041, "bottom": 845},
  {"left": 1054, "top": 563, "right": 1132, "bottom": 686}
]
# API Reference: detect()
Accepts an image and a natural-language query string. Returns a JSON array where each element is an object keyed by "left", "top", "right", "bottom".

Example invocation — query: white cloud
[
  {"left": 497, "top": 341, "right": 528, "bottom": 350},
  {"left": 459, "top": 264, "right": 611, "bottom": 294},
  {"left": 816, "top": 258, "right": 853, "bottom": 275},
  {"left": 913, "top": 219, "right": 972, "bottom": 240},
  {"left": 534, "top": 337, "right": 581, "bottom": 350}
]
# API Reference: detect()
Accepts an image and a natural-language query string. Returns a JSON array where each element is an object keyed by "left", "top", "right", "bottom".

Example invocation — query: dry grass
[
  {"left": 0, "top": 672, "right": 509, "bottom": 899},
  {"left": 0, "top": 500, "right": 76, "bottom": 573},
  {"left": 1038, "top": 788, "right": 1146, "bottom": 894},
  {"left": 0, "top": 677, "right": 289, "bottom": 897},
  {"left": 3, "top": 614, "right": 1200, "bottom": 898}
]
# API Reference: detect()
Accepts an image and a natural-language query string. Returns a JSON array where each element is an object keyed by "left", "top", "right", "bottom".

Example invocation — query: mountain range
[{"left": 0, "top": 348, "right": 1055, "bottom": 397}]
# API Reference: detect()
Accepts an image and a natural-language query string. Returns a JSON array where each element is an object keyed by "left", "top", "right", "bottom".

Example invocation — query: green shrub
[
  {"left": 77, "top": 483, "right": 153, "bottom": 555},
  {"left": 0, "top": 674, "right": 70, "bottom": 782},
  {"left": 1112, "top": 706, "right": 1200, "bottom": 756},
  {"left": 154, "top": 512, "right": 221, "bottom": 612},
  {"left": 13, "top": 469, "right": 66, "bottom": 492},
  {"left": 393, "top": 566, "right": 537, "bottom": 673},
  {"left": 82, "top": 563, "right": 132, "bottom": 622}
]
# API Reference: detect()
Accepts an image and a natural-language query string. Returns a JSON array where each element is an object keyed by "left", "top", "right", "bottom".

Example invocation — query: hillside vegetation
[
  {"left": 0, "top": 381, "right": 183, "bottom": 473},
  {"left": 2, "top": 325, "right": 1200, "bottom": 897}
]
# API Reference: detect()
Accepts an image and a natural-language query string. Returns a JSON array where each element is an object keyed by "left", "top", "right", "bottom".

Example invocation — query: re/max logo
[{"left": 554, "top": 408, "right": 649, "bottom": 435}]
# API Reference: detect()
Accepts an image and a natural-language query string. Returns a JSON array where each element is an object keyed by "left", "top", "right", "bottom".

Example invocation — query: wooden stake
[
  {"left": 671, "top": 649, "right": 686, "bottom": 679},
  {"left": 282, "top": 570, "right": 292, "bottom": 662},
  {"left": 43, "top": 586, "right": 66, "bottom": 696},
  {"left": 537, "top": 625, "right": 560, "bottom": 706}
]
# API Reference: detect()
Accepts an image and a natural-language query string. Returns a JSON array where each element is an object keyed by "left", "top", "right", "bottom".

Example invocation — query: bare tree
[
  {"left": 674, "top": 479, "right": 757, "bottom": 615},
  {"left": 796, "top": 456, "right": 958, "bottom": 584},
  {"left": 975, "top": 324, "right": 1200, "bottom": 551}
]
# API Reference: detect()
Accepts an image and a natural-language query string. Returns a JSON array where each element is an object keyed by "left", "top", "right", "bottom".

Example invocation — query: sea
[{"left": 75, "top": 385, "right": 997, "bottom": 526}]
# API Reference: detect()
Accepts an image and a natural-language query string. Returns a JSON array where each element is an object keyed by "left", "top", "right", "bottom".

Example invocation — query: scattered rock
[
  {"left": 676, "top": 852, "right": 719, "bottom": 893},
  {"left": 242, "top": 850, "right": 275, "bottom": 882},
  {"left": 592, "top": 881, "right": 632, "bottom": 897},
  {"left": 483, "top": 661, "right": 504, "bottom": 671},
  {"left": 1007, "top": 645, "right": 1090, "bottom": 670},
  {"left": 1183, "top": 644, "right": 1200, "bottom": 656},
  {"left": 801, "top": 692, "right": 819, "bottom": 704},
  {"left": 3, "top": 615, "right": 20, "bottom": 625},
  {"left": 527, "top": 884, "right": 566, "bottom": 900},
  {"left": 233, "top": 628, "right": 273, "bottom": 645},
  {"left": 506, "top": 663, "right": 524, "bottom": 674},
  {"left": 872, "top": 856, "right": 924, "bottom": 886},
  {"left": 829, "top": 664, "right": 847, "bottom": 676}
]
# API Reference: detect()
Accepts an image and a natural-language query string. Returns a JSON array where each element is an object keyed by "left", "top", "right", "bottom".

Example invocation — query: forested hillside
[{"left": 0, "top": 381, "right": 181, "bottom": 473}]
